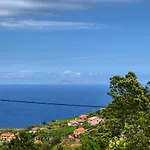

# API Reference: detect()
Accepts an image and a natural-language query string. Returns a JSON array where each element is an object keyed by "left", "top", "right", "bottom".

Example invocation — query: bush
[{"left": 50, "top": 136, "right": 61, "bottom": 145}]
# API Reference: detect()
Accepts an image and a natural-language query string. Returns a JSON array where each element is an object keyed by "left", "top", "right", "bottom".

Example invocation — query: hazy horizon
[{"left": 0, "top": 0, "right": 150, "bottom": 84}]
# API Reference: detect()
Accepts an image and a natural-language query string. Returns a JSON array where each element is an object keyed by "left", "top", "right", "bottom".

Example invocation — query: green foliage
[
  {"left": 38, "top": 126, "right": 75, "bottom": 140},
  {"left": 39, "top": 142, "right": 52, "bottom": 150},
  {"left": 0, "top": 146, "right": 8, "bottom": 150},
  {"left": 50, "top": 136, "right": 61, "bottom": 145},
  {"left": 82, "top": 122, "right": 90, "bottom": 129},
  {"left": 79, "top": 135, "right": 102, "bottom": 150},
  {"left": 7, "top": 131, "right": 36, "bottom": 150},
  {"left": 79, "top": 71, "right": 150, "bottom": 150},
  {"left": 88, "top": 112, "right": 95, "bottom": 118},
  {"left": 41, "top": 122, "right": 47, "bottom": 126},
  {"left": 56, "top": 145, "right": 64, "bottom": 150}
]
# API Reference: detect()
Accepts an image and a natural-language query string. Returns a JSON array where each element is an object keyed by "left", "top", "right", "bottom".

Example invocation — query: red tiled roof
[
  {"left": 80, "top": 114, "right": 88, "bottom": 118},
  {"left": 32, "top": 127, "right": 39, "bottom": 131},
  {"left": 74, "top": 128, "right": 85, "bottom": 133},
  {"left": 1, "top": 133, "right": 14, "bottom": 137},
  {"left": 68, "top": 120, "right": 78, "bottom": 123}
]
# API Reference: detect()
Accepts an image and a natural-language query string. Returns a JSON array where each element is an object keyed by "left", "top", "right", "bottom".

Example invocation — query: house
[
  {"left": 79, "top": 114, "right": 88, "bottom": 120},
  {"left": 68, "top": 135, "right": 75, "bottom": 140},
  {"left": 68, "top": 118, "right": 85, "bottom": 127},
  {"left": 75, "top": 119, "right": 85, "bottom": 125},
  {"left": 29, "top": 127, "right": 39, "bottom": 133},
  {"left": 73, "top": 128, "right": 85, "bottom": 138},
  {"left": 87, "top": 117, "right": 104, "bottom": 126},
  {"left": 40, "top": 127, "right": 49, "bottom": 131},
  {"left": 0, "top": 132, "right": 16, "bottom": 142},
  {"left": 67, "top": 120, "right": 79, "bottom": 127}
]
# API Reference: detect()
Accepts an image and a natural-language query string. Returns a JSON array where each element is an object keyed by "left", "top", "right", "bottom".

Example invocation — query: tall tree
[
  {"left": 7, "top": 131, "right": 36, "bottom": 150},
  {"left": 79, "top": 72, "right": 150, "bottom": 150}
]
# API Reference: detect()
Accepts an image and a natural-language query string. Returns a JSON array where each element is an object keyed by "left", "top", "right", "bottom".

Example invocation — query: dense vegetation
[
  {"left": 78, "top": 72, "right": 150, "bottom": 150},
  {"left": 0, "top": 120, "right": 75, "bottom": 150},
  {"left": 0, "top": 72, "right": 149, "bottom": 150}
]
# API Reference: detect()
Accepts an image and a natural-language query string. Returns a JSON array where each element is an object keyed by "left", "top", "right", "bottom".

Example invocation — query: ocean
[{"left": 0, "top": 84, "right": 111, "bottom": 128}]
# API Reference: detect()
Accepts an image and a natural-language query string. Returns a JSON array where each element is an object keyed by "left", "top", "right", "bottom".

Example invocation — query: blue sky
[{"left": 0, "top": 0, "right": 150, "bottom": 84}]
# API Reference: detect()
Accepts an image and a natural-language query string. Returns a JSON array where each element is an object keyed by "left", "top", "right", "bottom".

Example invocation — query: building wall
[{"left": 88, "top": 118, "right": 102, "bottom": 125}]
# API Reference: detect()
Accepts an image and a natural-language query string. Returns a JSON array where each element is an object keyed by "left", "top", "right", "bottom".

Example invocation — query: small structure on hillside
[
  {"left": 29, "top": 127, "right": 39, "bottom": 133},
  {"left": 68, "top": 135, "right": 75, "bottom": 140},
  {"left": 68, "top": 118, "right": 86, "bottom": 127},
  {"left": 79, "top": 114, "right": 88, "bottom": 120},
  {"left": 87, "top": 117, "right": 104, "bottom": 126},
  {"left": 40, "top": 127, "right": 49, "bottom": 131},
  {"left": 76, "top": 119, "right": 85, "bottom": 125},
  {"left": 73, "top": 128, "right": 85, "bottom": 138},
  {"left": 67, "top": 120, "right": 79, "bottom": 127},
  {"left": 0, "top": 132, "right": 16, "bottom": 143}
]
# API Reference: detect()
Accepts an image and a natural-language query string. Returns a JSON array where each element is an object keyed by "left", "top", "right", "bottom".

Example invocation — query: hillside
[{"left": 0, "top": 72, "right": 150, "bottom": 150}]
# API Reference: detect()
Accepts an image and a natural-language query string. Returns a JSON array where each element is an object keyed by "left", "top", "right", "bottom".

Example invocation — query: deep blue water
[{"left": 0, "top": 84, "right": 111, "bottom": 128}]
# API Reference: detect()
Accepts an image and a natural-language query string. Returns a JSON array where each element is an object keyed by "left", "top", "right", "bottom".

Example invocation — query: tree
[
  {"left": 50, "top": 136, "right": 61, "bottom": 145},
  {"left": 104, "top": 72, "right": 150, "bottom": 148},
  {"left": 7, "top": 131, "right": 37, "bottom": 150},
  {"left": 56, "top": 145, "right": 64, "bottom": 150},
  {"left": 79, "top": 72, "right": 150, "bottom": 150},
  {"left": 79, "top": 135, "right": 102, "bottom": 150},
  {"left": 104, "top": 71, "right": 149, "bottom": 124},
  {"left": 39, "top": 142, "right": 52, "bottom": 150},
  {"left": 41, "top": 122, "right": 47, "bottom": 126}
]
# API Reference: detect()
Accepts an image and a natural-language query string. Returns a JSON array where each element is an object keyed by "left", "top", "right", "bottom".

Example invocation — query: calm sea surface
[{"left": 0, "top": 84, "right": 111, "bottom": 128}]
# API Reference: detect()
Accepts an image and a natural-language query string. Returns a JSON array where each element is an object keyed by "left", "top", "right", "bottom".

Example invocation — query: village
[{"left": 0, "top": 113, "right": 104, "bottom": 148}]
